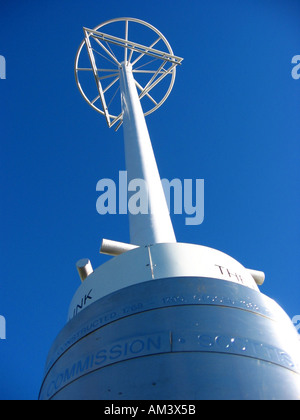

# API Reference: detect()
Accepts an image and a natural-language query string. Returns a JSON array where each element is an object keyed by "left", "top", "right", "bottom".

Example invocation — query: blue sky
[{"left": 0, "top": 0, "right": 299, "bottom": 400}]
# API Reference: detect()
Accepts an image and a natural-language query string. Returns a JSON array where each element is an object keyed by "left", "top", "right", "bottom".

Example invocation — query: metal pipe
[
  {"left": 247, "top": 269, "right": 265, "bottom": 286},
  {"left": 100, "top": 239, "right": 139, "bottom": 256},
  {"left": 76, "top": 259, "right": 94, "bottom": 282},
  {"left": 119, "top": 62, "right": 176, "bottom": 246}
]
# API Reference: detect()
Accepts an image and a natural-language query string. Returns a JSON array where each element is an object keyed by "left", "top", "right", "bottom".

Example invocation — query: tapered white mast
[
  {"left": 75, "top": 18, "right": 183, "bottom": 246},
  {"left": 119, "top": 62, "right": 175, "bottom": 245}
]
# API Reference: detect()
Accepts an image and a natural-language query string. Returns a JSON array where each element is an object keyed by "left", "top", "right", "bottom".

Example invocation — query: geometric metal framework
[{"left": 75, "top": 18, "right": 183, "bottom": 130}]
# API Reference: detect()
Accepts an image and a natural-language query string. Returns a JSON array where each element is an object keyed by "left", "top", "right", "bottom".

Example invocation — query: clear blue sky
[{"left": 0, "top": 0, "right": 299, "bottom": 400}]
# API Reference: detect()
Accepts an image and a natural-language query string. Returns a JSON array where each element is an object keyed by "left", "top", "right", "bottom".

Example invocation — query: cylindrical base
[{"left": 39, "top": 277, "right": 300, "bottom": 400}]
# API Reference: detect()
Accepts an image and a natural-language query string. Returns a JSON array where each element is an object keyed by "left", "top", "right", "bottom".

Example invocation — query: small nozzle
[
  {"left": 100, "top": 239, "right": 138, "bottom": 256},
  {"left": 76, "top": 259, "right": 93, "bottom": 282},
  {"left": 247, "top": 269, "right": 265, "bottom": 286}
]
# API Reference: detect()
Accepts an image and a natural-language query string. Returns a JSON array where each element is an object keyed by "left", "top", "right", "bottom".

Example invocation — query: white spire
[
  {"left": 119, "top": 62, "right": 176, "bottom": 245},
  {"left": 75, "top": 18, "right": 183, "bottom": 245}
]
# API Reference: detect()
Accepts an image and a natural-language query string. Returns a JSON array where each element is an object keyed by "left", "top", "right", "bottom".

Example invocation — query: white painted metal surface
[
  {"left": 100, "top": 238, "right": 265, "bottom": 286},
  {"left": 119, "top": 61, "right": 176, "bottom": 245},
  {"left": 75, "top": 18, "right": 182, "bottom": 246},
  {"left": 68, "top": 243, "right": 260, "bottom": 320},
  {"left": 100, "top": 239, "right": 138, "bottom": 256},
  {"left": 246, "top": 268, "right": 265, "bottom": 286},
  {"left": 76, "top": 259, "right": 93, "bottom": 282}
]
